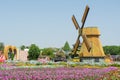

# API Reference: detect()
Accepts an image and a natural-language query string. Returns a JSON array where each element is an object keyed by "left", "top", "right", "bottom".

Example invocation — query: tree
[
  {"left": 103, "top": 46, "right": 120, "bottom": 55},
  {"left": 0, "top": 42, "right": 4, "bottom": 51},
  {"left": 42, "top": 48, "right": 54, "bottom": 59},
  {"left": 28, "top": 44, "right": 40, "bottom": 60},
  {"left": 20, "top": 45, "right": 26, "bottom": 50},
  {"left": 20, "top": 45, "right": 30, "bottom": 50},
  {"left": 62, "top": 41, "right": 71, "bottom": 51}
]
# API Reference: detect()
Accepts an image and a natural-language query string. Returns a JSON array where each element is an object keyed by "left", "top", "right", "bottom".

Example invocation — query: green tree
[
  {"left": 42, "top": 48, "right": 54, "bottom": 59},
  {"left": 0, "top": 42, "right": 4, "bottom": 51},
  {"left": 103, "top": 46, "right": 120, "bottom": 55},
  {"left": 28, "top": 44, "right": 40, "bottom": 60},
  {"left": 62, "top": 41, "right": 71, "bottom": 51},
  {"left": 20, "top": 45, "right": 26, "bottom": 50}
]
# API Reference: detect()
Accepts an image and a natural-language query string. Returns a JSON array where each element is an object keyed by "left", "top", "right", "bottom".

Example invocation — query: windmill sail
[
  {"left": 73, "top": 38, "right": 80, "bottom": 54},
  {"left": 72, "top": 15, "right": 80, "bottom": 30},
  {"left": 72, "top": 5, "right": 91, "bottom": 55},
  {"left": 82, "top": 34, "right": 91, "bottom": 52},
  {"left": 81, "top": 5, "right": 90, "bottom": 29}
]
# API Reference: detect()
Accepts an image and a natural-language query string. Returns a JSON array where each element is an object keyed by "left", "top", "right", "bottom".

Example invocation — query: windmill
[
  {"left": 71, "top": 5, "right": 105, "bottom": 62},
  {"left": 72, "top": 5, "right": 91, "bottom": 55}
]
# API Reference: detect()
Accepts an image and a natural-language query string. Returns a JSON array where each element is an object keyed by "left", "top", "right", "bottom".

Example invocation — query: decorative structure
[
  {"left": 19, "top": 50, "right": 28, "bottom": 61},
  {"left": 71, "top": 5, "right": 105, "bottom": 63},
  {"left": 54, "top": 49, "right": 67, "bottom": 62},
  {"left": 4, "top": 45, "right": 18, "bottom": 60},
  {"left": 55, "top": 49, "right": 66, "bottom": 58}
]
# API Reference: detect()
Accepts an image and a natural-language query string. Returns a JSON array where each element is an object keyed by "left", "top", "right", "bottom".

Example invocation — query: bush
[
  {"left": 28, "top": 44, "right": 40, "bottom": 60},
  {"left": 110, "top": 63, "right": 120, "bottom": 67},
  {"left": 11, "top": 53, "right": 15, "bottom": 60},
  {"left": 36, "top": 62, "right": 42, "bottom": 66}
]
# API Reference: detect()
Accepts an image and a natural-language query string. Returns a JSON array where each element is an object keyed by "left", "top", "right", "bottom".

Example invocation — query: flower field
[{"left": 0, "top": 67, "right": 119, "bottom": 80}]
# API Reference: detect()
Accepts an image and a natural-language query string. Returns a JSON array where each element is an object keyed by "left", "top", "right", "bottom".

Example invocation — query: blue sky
[{"left": 0, "top": 0, "right": 120, "bottom": 48}]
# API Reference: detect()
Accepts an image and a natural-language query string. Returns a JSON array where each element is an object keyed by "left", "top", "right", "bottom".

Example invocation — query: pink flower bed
[{"left": 0, "top": 67, "right": 118, "bottom": 80}]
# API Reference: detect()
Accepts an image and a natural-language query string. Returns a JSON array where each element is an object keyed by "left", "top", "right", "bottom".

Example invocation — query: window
[
  {"left": 80, "top": 58, "right": 83, "bottom": 62},
  {"left": 95, "top": 58, "right": 99, "bottom": 62}
]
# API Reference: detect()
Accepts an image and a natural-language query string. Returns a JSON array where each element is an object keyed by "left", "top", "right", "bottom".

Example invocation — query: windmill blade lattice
[{"left": 72, "top": 5, "right": 91, "bottom": 54}]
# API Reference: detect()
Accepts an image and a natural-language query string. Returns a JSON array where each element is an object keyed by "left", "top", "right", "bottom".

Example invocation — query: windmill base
[{"left": 79, "top": 57, "right": 105, "bottom": 64}]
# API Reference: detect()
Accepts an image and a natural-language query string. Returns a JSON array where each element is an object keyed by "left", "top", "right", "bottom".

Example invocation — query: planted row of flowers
[{"left": 0, "top": 67, "right": 119, "bottom": 80}]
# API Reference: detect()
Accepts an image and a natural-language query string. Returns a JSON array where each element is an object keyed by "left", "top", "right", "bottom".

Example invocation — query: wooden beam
[
  {"left": 72, "top": 15, "right": 80, "bottom": 30},
  {"left": 81, "top": 5, "right": 90, "bottom": 29},
  {"left": 82, "top": 34, "right": 91, "bottom": 52}
]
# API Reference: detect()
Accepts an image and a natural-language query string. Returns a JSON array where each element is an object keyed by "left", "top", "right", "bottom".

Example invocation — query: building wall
[
  {"left": 79, "top": 27, "right": 105, "bottom": 57},
  {"left": 18, "top": 50, "right": 28, "bottom": 61}
]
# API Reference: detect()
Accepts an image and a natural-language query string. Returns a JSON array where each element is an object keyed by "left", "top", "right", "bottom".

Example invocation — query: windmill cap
[{"left": 82, "top": 27, "right": 100, "bottom": 36}]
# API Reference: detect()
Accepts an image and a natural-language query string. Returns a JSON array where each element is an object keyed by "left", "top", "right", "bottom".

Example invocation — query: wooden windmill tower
[{"left": 71, "top": 5, "right": 105, "bottom": 63}]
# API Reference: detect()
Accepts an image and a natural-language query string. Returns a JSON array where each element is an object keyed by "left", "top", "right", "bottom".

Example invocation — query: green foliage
[
  {"left": 103, "top": 46, "right": 120, "bottom": 55},
  {"left": 28, "top": 44, "right": 40, "bottom": 60},
  {"left": 36, "top": 62, "right": 42, "bottom": 66},
  {"left": 62, "top": 41, "right": 71, "bottom": 51},
  {"left": 20, "top": 45, "right": 29, "bottom": 50},
  {"left": 110, "top": 63, "right": 120, "bottom": 67},
  {"left": 0, "top": 42, "right": 4, "bottom": 51},
  {"left": 70, "top": 63, "right": 78, "bottom": 67},
  {"left": 47, "top": 62, "right": 53, "bottom": 65},
  {"left": 42, "top": 48, "right": 54, "bottom": 59},
  {"left": 11, "top": 53, "right": 15, "bottom": 60},
  {"left": 58, "top": 62, "right": 67, "bottom": 65},
  {"left": 20, "top": 45, "right": 26, "bottom": 50}
]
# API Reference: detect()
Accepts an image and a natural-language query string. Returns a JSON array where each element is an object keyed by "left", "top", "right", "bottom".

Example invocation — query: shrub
[
  {"left": 110, "top": 63, "right": 120, "bottom": 67},
  {"left": 36, "top": 62, "right": 42, "bottom": 66},
  {"left": 11, "top": 53, "right": 15, "bottom": 60}
]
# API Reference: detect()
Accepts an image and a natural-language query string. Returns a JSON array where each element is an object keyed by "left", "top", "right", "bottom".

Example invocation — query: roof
[
  {"left": 56, "top": 48, "right": 66, "bottom": 57},
  {"left": 82, "top": 27, "right": 100, "bottom": 36}
]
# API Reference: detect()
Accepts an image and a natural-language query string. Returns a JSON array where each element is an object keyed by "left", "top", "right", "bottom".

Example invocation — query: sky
[{"left": 0, "top": 0, "right": 120, "bottom": 48}]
